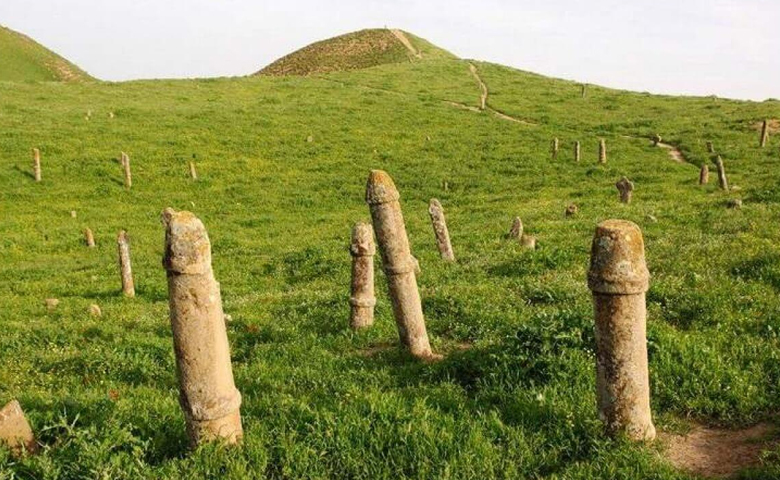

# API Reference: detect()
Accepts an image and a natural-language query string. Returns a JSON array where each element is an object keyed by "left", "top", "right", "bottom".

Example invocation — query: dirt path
[
  {"left": 468, "top": 63, "right": 488, "bottom": 110},
  {"left": 657, "top": 141, "right": 686, "bottom": 163},
  {"left": 390, "top": 29, "right": 422, "bottom": 59}
]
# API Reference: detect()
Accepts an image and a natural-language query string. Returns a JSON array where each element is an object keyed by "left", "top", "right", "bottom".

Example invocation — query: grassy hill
[
  {"left": 1, "top": 30, "right": 780, "bottom": 478},
  {"left": 0, "top": 25, "right": 92, "bottom": 82}
]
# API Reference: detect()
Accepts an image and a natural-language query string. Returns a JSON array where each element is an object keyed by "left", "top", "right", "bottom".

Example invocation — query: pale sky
[{"left": 1, "top": 0, "right": 778, "bottom": 100}]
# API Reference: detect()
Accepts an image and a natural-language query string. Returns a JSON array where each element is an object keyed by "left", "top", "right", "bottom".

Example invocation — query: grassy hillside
[
  {"left": 0, "top": 25, "right": 92, "bottom": 82},
  {"left": 256, "top": 28, "right": 454, "bottom": 76},
  {"left": 1, "top": 40, "right": 780, "bottom": 478}
]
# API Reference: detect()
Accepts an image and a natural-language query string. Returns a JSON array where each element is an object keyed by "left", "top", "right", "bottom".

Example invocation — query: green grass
[
  {"left": 1, "top": 40, "right": 780, "bottom": 479},
  {"left": 0, "top": 25, "right": 92, "bottom": 82}
]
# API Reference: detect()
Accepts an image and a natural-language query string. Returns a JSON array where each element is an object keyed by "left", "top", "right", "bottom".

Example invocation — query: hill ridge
[{"left": 0, "top": 25, "right": 92, "bottom": 82}]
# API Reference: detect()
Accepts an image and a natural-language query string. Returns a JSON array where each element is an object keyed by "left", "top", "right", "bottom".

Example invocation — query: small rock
[
  {"left": 727, "top": 199, "right": 743, "bottom": 209},
  {"left": 520, "top": 234, "right": 536, "bottom": 250},
  {"left": 565, "top": 204, "right": 579, "bottom": 217},
  {"left": 109, "top": 112, "right": 115, "bottom": 119},
  {"left": 306, "top": 135, "right": 314, "bottom": 143},
  {"left": 70, "top": 210, "right": 77, "bottom": 218},
  {"left": 89, "top": 304, "right": 102, "bottom": 317},
  {"left": 223, "top": 314, "right": 233, "bottom": 323},
  {"left": 45, "top": 298, "right": 59, "bottom": 311},
  {"left": 0, "top": 400, "right": 37, "bottom": 457},
  {"left": 646, "top": 215, "right": 658, "bottom": 223}
]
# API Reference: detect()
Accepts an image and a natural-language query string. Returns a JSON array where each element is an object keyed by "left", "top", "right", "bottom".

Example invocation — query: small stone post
[
  {"left": 599, "top": 139, "right": 607, "bottom": 164},
  {"left": 652, "top": 134, "right": 662, "bottom": 147},
  {"left": 0, "top": 400, "right": 37, "bottom": 457},
  {"left": 508, "top": 217, "right": 523, "bottom": 239},
  {"left": 162, "top": 208, "right": 243, "bottom": 446},
  {"left": 715, "top": 155, "right": 729, "bottom": 191},
  {"left": 366, "top": 170, "right": 434, "bottom": 359},
  {"left": 428, "top": 199, "right": 455, "bottom": 262},
  {"left": 581, "top": 83, "right": 587, "bottom": 98},
  {"left": 117, "top": 230, "right": 135, "bottom": 297},
  {"left": 32, "top": 148, "right": 41, "bottom": 182},
  {"left": 616, "top": 177, "right": 634, "bottom": 204},
  {"left": 349, "top": 222, "right": 376, "bottom": 329},
  {"left": 84, "top": 228, "right": 96, "bottom": 247},
  {"left": 706, "top": 141, "right": 714, "bottom": 153},
  {"left": 189, "top": 161, "right": 198, "bottom": 180},
  {"left": 588, "top": 219, "right": 655, "bottom": 442},
  {"left": 551, "top": 138, "right": 559, "bottom": 160},
  {"left": 699, "top": 164, "right": 709, "bottom": 185},
  {"left": 121, "top": 152, "right": 132, "bottom": 189},
  {"left": 760, "top": 119, "right": 769, "bottom": 148},
  {"left": 574, "top": 141, "right": 581, "bottom": 162}
]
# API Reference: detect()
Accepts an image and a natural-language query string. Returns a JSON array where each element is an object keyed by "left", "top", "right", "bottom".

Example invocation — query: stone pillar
[
  {"left": 0, "top": 400, "right": 37, "bottom": 457},
  {"left": 574, "top": 141, "right": 581, "bottom": 162},
  {"left": 581, "top": 83, "right": 587, "bottom": 98},
  {"left": 365, "top": 170, "right": 434, "bottom": 359},
  {"left": 508, "top": 217, "right": 523, "bottom": 239},
  {"left": 349, "top": 222, "right": 376, "bottom": 329},
  {"left": 121, "top": 152, "right": 132, "bottom": 189},
  {"left": 588, "top": 219, "right": 655, "bottom": 442},
  {"left": 760, "top": 119, "right": 769, "bottom": 148},
  {"left": 32, "top": 148, "right": 41, "bottom": 182},
  {"left": 599, "top": 139, "right": 607, "bottom": 164},
  {"left": 428, "top": 199, "right": 455, "bottom": 261},
  {"left": 706, "top": 141, "right": 714, "bottom": 154},
  {"left": 162, "top": 208, "right": 243, "bottom": 446},
  {"left": 551, "top": 138, "right": 559, "bottom": 160},
  {"left": 117, "top": 230, "right": 135, "bottom": 297},
  {"left": 189, "top": 161, "right": 198, "bottom": 180},
  {"left": 715, "top": 155, "right": 729, "bottom": 191},
  {"left": 84, "top": 228, "right": 96, "bottom": 247},
  {"left": 616, "top": 177, "right": 634, "bottom": 204},
  {"left": 699, "top": 164, "right": 709, "bottom": 185}
]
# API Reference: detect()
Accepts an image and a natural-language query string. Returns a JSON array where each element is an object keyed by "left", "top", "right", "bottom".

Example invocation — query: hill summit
[
  {"left": 0, "top": 25, "right": 92, "bottom": 82},
  {"left": 256, "top": 28, "right": 455, "bottom": 76}
]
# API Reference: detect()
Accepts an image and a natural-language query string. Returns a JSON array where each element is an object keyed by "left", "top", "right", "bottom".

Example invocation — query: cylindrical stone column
[
  {"left": 84, "top": 228, "right": 95, "bottom": 247},
  {"left": 366, "top": 170, "right": 434, "bottom": 359},
  {"left": 715, "top": 155, "right": 729, "bottom": 191},
  {"left": 162, "top": 208, "right": 243, "bottom": 446},
  {"left": 349, "top": 222, "right": 376, "bottom": 329},
  {"left": 121, "top": 152, "right": 132, "bottom": 189},
  {"left": 551, "top": 138, "right": 559, "bottom": 160},
  {"left": 32, "top": 148, "right": 41, "bottom": 182},
  {"left": 189, "top": 161, "right": 198, "bottom": 180},
  {"left": 428, "top": 199, "right": 454, "bottom": 262},
  {"left": 699, "top": 164, "right": 709, "bottom": 185},
  {"left": 760, "top": 120, "right": 769, "bottom": 148},
  {"left": 588, "top": 219, "right": 655, "bottom": 442},
  {"left": 599, "top": 139, "right": 607, "bottom": 164},
  {"left": 117, "top": 230, "right": 135, "bottom": 297},
  {"left": 616, "top": 177, "right": 634, "bottom": 204},
  {"left": 574, "top": 141, "right": 581, "bottom": 162}
]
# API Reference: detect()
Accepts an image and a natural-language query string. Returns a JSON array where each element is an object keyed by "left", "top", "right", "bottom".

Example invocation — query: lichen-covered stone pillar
[
  {"left": 0, "top": 400, "right": 37, "bottom": 457},
  {"left": 84, "top": 228, "right": 96, "bottom": 247},
  {"left": 365, "top": 170, "right": 434, "bottom": 359},
  {"left": 706, "top": 141, "right": 714, "bottom": 153},
  {"left": 588, "top": 219, "right": 655, "bottom": 442},
  {"left": 349, "top": 222, "right": 376, "bottom": 329},
  {"left": 162, "top": 208, "right": 243, "bottom": 446},
  {"left": 574, "top": 141, "right": 581, "bottom": 162},
  {"left": 599, "top": 139, "right": 607, "bottom": 164},
  {"left": 508, "top": 217, "right": 523, "bottom": 239},
  {"left": 32, "top": 148, "right": 41, "bottom": 182},
  {"left": 616, "top": 177, "right": 634, "bottom": 204},
  {"left": 715, "top": 155, "right": 729, "bottom": 191},
  {"left": 117, "top": 230, "right": 135, "bottom": 297},
  {"left": 760, "top": 119, "right": 769, "bottom": 148},
  {"left": 699, "top": 164, "right": 709, "bottom": 185},
  {"left": 189, "top": 161, "right": 198, "bottom": 180},
  {"left": 428, "top": 199, "right": 455, "bottom": 261},
  {"left": 551, "top": 138, "right": 559, "bottom": 160},
  {"left": 121, "top": 152, "right": 132, "bottom": 189}
]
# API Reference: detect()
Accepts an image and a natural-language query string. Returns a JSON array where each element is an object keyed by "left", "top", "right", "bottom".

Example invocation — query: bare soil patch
[{"left": 753, "top": 119, "right": 780, "bottom": 133}]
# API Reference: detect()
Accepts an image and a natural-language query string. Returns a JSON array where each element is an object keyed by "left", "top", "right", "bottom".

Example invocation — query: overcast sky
[{"left": 1, "top": 0, "right": 778, "bottom": 100}]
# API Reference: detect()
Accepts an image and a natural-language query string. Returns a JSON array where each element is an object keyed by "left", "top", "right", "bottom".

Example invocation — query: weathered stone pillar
[
  {"left": 574, "top": 141, "right": 581, "bottom": 162},
  {"left": 84, "top": 228, "right": 96, "bottom": 247},
  {"left": 616, "top": 177, "right": 634, "bottom": 204},
  {"left": 365, "top": 170, "right": 434, "bottom": 359},
  {"left": 121, "top": 152, "right": 132, "bottom": 189},
  {"left": 428, "top": 199, "right": 455, "bottom": 261},
  {"left": 581, "top": 83, "right": 587, "bottom": 98},
  {"left": 349, "top": 222, "right": 376, "bottom": 329},
  {"left": 760, "top": 119, "right": 769, "bottom": 148},
  {"left": 715, "top": 155, "right": 729, "bottom": 191},
  {"left": 599, "top": 139, "right": 607, "bottom": 164},
  {"left": 551, "top": 138, "right": 559, "bottom": 160},
  {"left": 588, "top": 219, "right": 655, "bottom": 442},
  {"left": 162, "top": 208, "right": 243, "bottom": 446},
  {"left": 706, "top": 141, "right": 714, "bottom": 154},
  {"left": 32, "top": 148, "right": 41, "bottom": 182},
  {"left": 508, "top": 217, "right": 523, "bottom": 239},
  {"left": 189, "top": 161, "right": 198, "bottom": 180},
  {"left": 699, "top": 164, "right": 709, "bottom": 185},
  {"left": 117, "top": 230, "right": 135, "bottom": 297},
  {"left": 0, "top": 400, "right": 37, "bottom": 457}
]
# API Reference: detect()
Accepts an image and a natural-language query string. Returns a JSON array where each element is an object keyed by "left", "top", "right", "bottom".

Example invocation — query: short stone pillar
[
  {"left": 574, "top": 141, "right": 581, "bottom": 162},
  {"left": 349, "top": 222, "right": 376, "bottom": 329},
  {"left": 84, "top": 228, "right": 96, "bottom": 247},
  {"left": 508, "top": 217, "right": 523, "bottom": 239},
  {"left": 189, "top": 161, "right": 198, "bottom": 180},
  {"left": 581, "top": 83, "right": 587, "bottom": 98},
  {"left": 162, "top": 208, "right": 243, "bottom": 446},
  {"left": 715, "top": 155, "right": 729, "bottom": 191},
  {"left": 699, "top": 164, "right": 709, "bottom": 185},
  {"left": 428, "top": 199, "right": 455, "bottom": 261},
  {"left": 760, "top": 120, "right": 769, "bottom": 148},
  {"left": 0, "top": 400, "right": 37, "bottom": 457},
  {"left": 652, "top": 134, "right": 662, "bottom": 147},
  {"left": 32, "top": 148, "right": 41, "bottom": 182},
  {"left": 117, "top": 230, "right": 135, "bottom": 297},
  {"left": 706, "top": 141, "right": 714, "bottom": 153},
  {"left": 616, "top": 177, "right": 634, "bottom": 204},
  {"left": 121, "top": 152, "right": 132, "bottom": 189},
  {"left": 599, "top": 139, "right": 607, "bottom": 164},
  {"left": 551, "top": 138, "right": 559, "bottom": 160},
  {"left": 588, "top": 219, "right": 655, "bottom": 442},
  {"left": 365, "top": 170, "right": 434, "bottom": 359}
]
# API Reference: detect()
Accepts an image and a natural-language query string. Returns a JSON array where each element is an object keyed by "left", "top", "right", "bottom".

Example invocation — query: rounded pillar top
[
  {"left": 365, "top": 170, "right": 400, "bottom": 205},
  {"left": 162, "top": 208, "right": 212, "bottom": 275},
  {"left": 350, "top": 222, "right": 376, "bottom": 256},
  {"left": 588, "top": 219, "right": 649, "bottom": 294}
]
